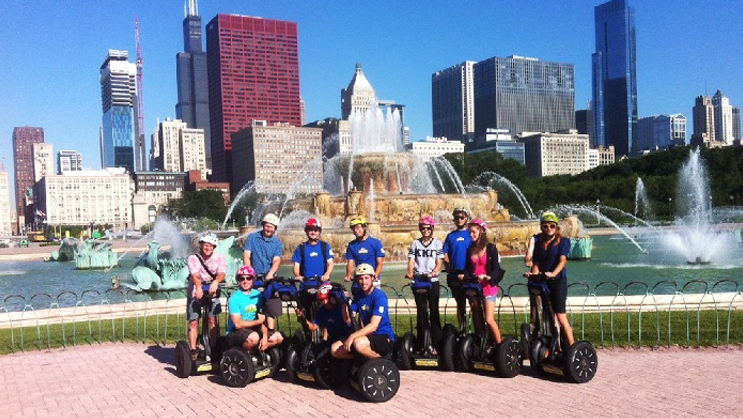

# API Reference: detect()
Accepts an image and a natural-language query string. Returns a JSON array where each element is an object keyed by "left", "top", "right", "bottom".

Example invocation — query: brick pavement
[{"left": 0, "top": 343, "right": 741, "bottom": 417}]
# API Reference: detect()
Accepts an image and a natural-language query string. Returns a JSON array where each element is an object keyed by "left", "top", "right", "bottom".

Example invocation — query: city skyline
[{"left": 2, "top": 1, "right": 742, "bottom": 202}]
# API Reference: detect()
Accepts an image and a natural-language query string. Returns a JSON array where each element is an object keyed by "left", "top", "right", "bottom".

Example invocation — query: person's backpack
[{"left": 298, "top": 241, "right": 329, "bottom": 277}]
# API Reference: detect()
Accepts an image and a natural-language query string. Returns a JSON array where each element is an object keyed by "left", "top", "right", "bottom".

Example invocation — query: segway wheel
[
  {"left": 220, "top": 348, "right": 255, "bottom": 387},
  {"left": 439, "top": 332, "right": 456, "bottom": 371},
  {"left": 529, "top": 336, "right": 550, "bottom": 375},
  {"left": 175, "top": 341, "right": 192, "bottom": 378},
  {"left": 442, "top": 323, "right": 458, "bottom": 336},
  {"left": 395, "top": 332, "right": 414, "bottom": 370},
  {"left": 285, "top": 346, "right": 300, "bottom": 382},
  {"left": 455, "top": 334, "right": 476, "bottom": 373},
  {"left": 357, "top": 359, "right": 400, "bottom": 403},
  {"left": 495, "top": 337, "right": 522, "bottom": 378},
  {"left": 314, "top": 347, "right": 346, "bottom": 389},
  {"left": 565, "top": 341, "right": 598, "bottom": 383},
  {"left": 520, "top": 323, "right": 531, "bottom": 361},
  {"left": 266, "top": 347, "right": 282, "bottom": 378}
]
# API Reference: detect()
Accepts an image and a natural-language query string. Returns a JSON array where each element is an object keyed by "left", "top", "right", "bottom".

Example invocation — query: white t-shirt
[{"left": 407, "top": 238, "right": 444, "bottom": 281}]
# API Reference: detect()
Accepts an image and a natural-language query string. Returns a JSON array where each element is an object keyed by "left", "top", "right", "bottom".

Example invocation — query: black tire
[
  {"left": 442, "top": 323, "right": 458, "bottom": 336},
  {"left": 266, "top": 347, "right": 282, "bottom": 378},
  {"left": 529, "top": 336, "right": 550, "bottom": 375},
  {"left": 285, "top": 346, "right": 300, "bottom": 382},
  {"left": 395, "top": 332, "right": 414, "bottom": 370},
  {"left": 357, "top": 358, "right": 400, "bottom": 403},
  {"left": 565, "top": 341, "right": 598, "bottom": 383},
  {"left": 439, "top": 332, "right": 456, "bottom": 371},
  {"left": 294, "top": 328, "right": 306, "bottom": 344},
  {"left": 220, "top": 348, "right": 255, "bottom": 387},
  {"left": 314, "top": 347, "right": 346, "bottom": 389},
  {"left": 520, "top": 323, "right": 531, "bottom": 361},
  {"left": 175, "top": 340, "right": 192, "bottom": 378},
  {"left": 456, "top": 334, "right": 476, "bottom": 373},
  {"left": 495, "top": 337, "right": 522, "bottom": 378}
]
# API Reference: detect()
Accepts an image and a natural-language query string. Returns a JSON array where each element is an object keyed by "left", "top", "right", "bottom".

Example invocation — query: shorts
[
  {"left": 186, "top": 297, "right": 222, "bottom": 321},
  {"left": 484, "top": 295, "right": 498, "bottom": 303},
  {"left": 227, "top": 327, "right": 262, "bottom": 347},
  {"left": 366, "top": 334, "right": 393, "bottom": 356},
  {"left": 263, "top": 297, "right": 284, "bottom": 318},
  {"left": 547, "top": 278, "right": 568, "bottom": 314}
]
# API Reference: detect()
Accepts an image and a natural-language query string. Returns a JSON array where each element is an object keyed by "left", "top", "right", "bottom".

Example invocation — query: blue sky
[{"left": 2, "top": 0, "right": 742, "bottom": 193}]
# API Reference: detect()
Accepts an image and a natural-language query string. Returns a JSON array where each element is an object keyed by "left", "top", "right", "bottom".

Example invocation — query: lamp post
[{"left": 595, "top": 199, "right": 601, "bottom": 225}]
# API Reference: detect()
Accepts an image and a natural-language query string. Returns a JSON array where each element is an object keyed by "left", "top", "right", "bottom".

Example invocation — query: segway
[
  {"left": 218, "top": 276, "right": 294, "bottom": 387},
  {"left": 285, "top": 282, "right": 350, "bottom": 389},
  {"left": 455, "top": 275, "right": 522, "bottom": 378},
  {"left": 175, "top": 284, "right": 224, "bottom": 378},
  {"left": 521, "top": 272, "right": 598, "bottom": 383},
  {"left": 395, "top": 274, "right": 456, "bottom": 371},
  {"left": 294, "top": 276, "right": 324, "bottom": 344}
]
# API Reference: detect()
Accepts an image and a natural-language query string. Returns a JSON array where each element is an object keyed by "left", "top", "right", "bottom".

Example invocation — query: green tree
[{"left": 166, "top": 190, "right": 228, "bottom": 222}]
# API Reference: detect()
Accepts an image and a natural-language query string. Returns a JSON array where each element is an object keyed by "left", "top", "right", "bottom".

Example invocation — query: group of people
[{"left": 184, "top": 207, "right": 575, "bottom": 362}]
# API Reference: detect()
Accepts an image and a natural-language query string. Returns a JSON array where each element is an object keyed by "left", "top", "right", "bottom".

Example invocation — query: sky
[{"left": 2, "top": 0, "right": 742, "bottom": 205}]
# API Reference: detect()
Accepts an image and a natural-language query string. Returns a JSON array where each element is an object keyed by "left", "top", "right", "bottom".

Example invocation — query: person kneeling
[
  {"left": 226, "top": 265, "right": 284, "bottom": 350},
  {"left": 331, "top": 264, "right": 395, "bottom": 359},
  {"left": 297, "top": 283, "right": 352, "bottom": 343}
]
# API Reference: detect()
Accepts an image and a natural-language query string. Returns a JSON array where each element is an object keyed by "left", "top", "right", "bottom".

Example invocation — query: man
[
  {"left": 292, "top": 218, "right": 334, "bottom": 282},
  {"left": 296, "top": 283, "right": 352, "bottom": 343},
  {"left": 331, "top": 264, "right": 395, "bottom": 359},
  {"left": 442, "top": 207, "right": 471, "bottom": 332},
  {"left": 186, "top": 232, "right": 226, "bottom": 360},
  {"left": 344, "top": 216, "right": 385, "bottom": 286},
  {"left": 243, "top": 213, "right": 283, "bottom": 331},
  {"left": 226, "top": 265, "right": 284, "bottom": 350}
]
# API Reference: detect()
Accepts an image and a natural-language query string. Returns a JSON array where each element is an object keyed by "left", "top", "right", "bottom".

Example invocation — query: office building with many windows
[
  {"left": 58, "top": 150, "right": 83, "bottom": 174},
  {"left": 100, "top": 50, "right": 137, "bottom": 173},
  {"left": 432, "top": 61, "right": 476, "bottom": 143},
  {"left": 592, "top": 0, "right": 638, "bottom": 157},
  {"left": 206, "top": 14, "right": 301, "bottom": 187},
  {"left": 520, "top": 130, "right": 590, "bottom": 177},
  {"left": 12, "top": 126, "right": 44, "bottom": 230},
  {"left": 474, "top": 55, "right": 575, "bottom": 138}
]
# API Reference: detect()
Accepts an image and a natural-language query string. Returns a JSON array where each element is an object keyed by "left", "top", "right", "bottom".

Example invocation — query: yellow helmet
[
  {"left": 354, "top": 263, "right": 375, "bottom": 277},
  {"left": 349, "top": 216, "right": 367, "bottom": 228}
]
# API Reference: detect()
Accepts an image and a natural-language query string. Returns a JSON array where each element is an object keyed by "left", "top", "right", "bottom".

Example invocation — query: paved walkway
[{"left": 1, "top": 343, "right": 741, "bottom": 417}]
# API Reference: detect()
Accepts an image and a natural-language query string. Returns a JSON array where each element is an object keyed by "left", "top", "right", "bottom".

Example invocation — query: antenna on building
[{"left": 135, "top": 16, "right": 146, "bottom": 171}]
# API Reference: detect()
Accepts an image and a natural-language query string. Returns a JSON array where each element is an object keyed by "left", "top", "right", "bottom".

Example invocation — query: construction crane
[{"left": 134, "top": 16, "right": 146, "bottom": 171}]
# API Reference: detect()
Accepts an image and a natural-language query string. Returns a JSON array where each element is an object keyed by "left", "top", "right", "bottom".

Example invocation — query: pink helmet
[
  {"left": 236, "top": 265, "right": 256, "bottom": 278},
  {"left": 305, "top": 218, "right": 322, "bottom": 230},
  {"left": 419, "top": 216, "right": 435, "bottom": 228},
  {"left": 469, "top": 218, "right": 488, "bottom": 231}
]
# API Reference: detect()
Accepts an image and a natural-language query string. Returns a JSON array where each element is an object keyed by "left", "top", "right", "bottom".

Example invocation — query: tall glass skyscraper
[
  {"left": 592, "top": 0, "right": 638, "bottom": 157},
  {"left": 431, "top": 61, "right": 476, "bottom": 143},
  {"left": 100, "top": 50, "right": 136, "bottom": 173},
  {"left": 175, "top": 0, "right": 211, "bottom": 171},
  {"left": 474, "top": 55, "right": 575, "bottom": 137}
]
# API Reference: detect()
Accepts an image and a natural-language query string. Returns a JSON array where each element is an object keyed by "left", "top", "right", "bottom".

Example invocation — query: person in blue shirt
[
  {"left": 243, "top": 213, "right": 283, "bottom": 332},
  {"left": 332, "top": 264, "right": 395, "bottom": 359},
  {"left": 528, "top": 211, "right": 574, "bottom": 349},
  {"left": 296, "top": 284, "right": 352, "bottom": 343},
  {"left": 292, "top": 217, "right": 334, "bottom": 282},
  {"left": 344, "top": 216, "right": 385, "bottom": 286},
  {"left": 443, "top": 207, "right": 472, "bottom": 332},
  {"left": 226, "top": 265, "right": 284, "bottom": 350}
]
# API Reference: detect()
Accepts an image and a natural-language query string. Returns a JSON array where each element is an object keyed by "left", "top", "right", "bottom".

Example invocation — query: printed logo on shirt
[
  {"left": 361, "top": 304, "right": 369, "bottom": 311},
  {"left": 456, "top": 237, "right": 465, "bottom": 242},
  {"left": 378, "top": 306, "right": 385, "bottom": 314},
  {"left": 245, "top": 305, "right": 257, "bottom": 314},
  {"left": 380, "top": 248, "right": 385, "bottom": 254},
  {"left": 359, "top": 248, "right": 369, "bottom": 254},
  {"left": 309, "top": 251, "right": 319, "bottom": 257}
]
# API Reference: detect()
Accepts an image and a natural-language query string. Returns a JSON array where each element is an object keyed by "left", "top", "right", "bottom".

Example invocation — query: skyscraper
[
  {"left": 431, "top": 61, "right": 476, "bottom": 143},
  {"left": 206, "top": 14, "right": 301, "bottom": 185},
  {"left": 474, "top": 55, "right": 575, "bottom": 137},
  {"left": 175, "top": 0, "right": 211, "bottom": 171},
  {"left": 592, "top": 0, "right": 638, "bottom": 157},
  {"left": 12, "top": 126, "right": 44, "bottom": 230},
  {"left": 100, "top": 50, "right": 137, "bottom": 173},
  {"left": 341, "top": 63, "right": 378, "bottom": 119},
  {"left": 692, "top": 95, "right": 715, "bottom": 144},
  {"left": 58, "top": 150, "right": 83, "bottom": 174},
  {"left": 712, "top": 90, "right": 733, "bottom": 145}
]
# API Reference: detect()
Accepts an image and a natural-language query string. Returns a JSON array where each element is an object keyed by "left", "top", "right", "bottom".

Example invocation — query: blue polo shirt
[
  {"left": 443, "top": 228, "right": 471, "bottom": 271},
  {"left": 345, "top": 236, "right": 385, "bottom": 270},
  {"left": 291, "top": 240, "right": 334, "bottom": 278},
  {"left": 352, "top": 288, "right": 395, "bottom": 341},
  {"left": 243, "top": 231, "right": 283, "bottom": 275}
]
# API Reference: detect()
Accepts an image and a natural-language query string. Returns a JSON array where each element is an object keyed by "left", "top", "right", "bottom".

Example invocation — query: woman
[
  {"left": 529, "top": 212, "right": 574, "bottom": 348},
  {"left": 463, "top": 218, "right": 504, "bottom": 345},
  {"left": 406, "top": 216, "right": 445, "bottom": 353}
]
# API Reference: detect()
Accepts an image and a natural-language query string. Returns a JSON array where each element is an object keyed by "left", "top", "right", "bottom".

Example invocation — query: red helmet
[
  {"left": 419, "top": 216, "right": 435, "bottom": 228},
  {"left": 317, "top": 284, "right": 332, "bottom": 300},
  {"left": 305, "top": 218, "right": 322, "bottom": 231}
]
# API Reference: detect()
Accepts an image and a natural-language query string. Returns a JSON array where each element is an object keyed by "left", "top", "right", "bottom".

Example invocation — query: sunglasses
[
  {"left": 454, "top": 215, "right": 467, "bottom": 220},
  {"left": 237, "top": 276, "right": 255, "bottom": 282},
  {"left": 420, "top": 226, "right": 432, "bottom": 231},
  {"left": 541, "top": 223, "right": 557, "bottom": 229}
]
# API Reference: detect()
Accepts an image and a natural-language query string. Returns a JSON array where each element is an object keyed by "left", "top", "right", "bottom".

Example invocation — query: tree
[{"left": 166, "top": 190, "right": 228, "bottom": 222}]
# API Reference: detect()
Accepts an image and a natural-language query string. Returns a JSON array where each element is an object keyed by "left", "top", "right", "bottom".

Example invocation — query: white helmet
[
  {"left": 262, "top": 213, "right": 280, "bottom": 228},
  {"left": 199, "top": 232, "right": 218, "bottom": 246}
]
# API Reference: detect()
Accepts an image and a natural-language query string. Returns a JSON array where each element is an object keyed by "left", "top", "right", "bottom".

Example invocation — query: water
[
  {"left": 634, "top": 177, "right": 653, "bottom": 220},
  {"left": 470, "top": 171, "right": 535, "bottom": 219},
  {"left": 222, "top": 181, "right": 255, "bottom": 229}
]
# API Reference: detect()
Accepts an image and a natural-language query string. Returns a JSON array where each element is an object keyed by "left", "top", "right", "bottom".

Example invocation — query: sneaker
[{"left": 190, "top": 349, "right": 198, "bottom": 361}]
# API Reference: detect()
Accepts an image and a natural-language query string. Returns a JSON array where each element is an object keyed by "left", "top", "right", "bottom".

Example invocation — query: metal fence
[{"left": 1, "top": 278, "right": 742, "bottom": 353}]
